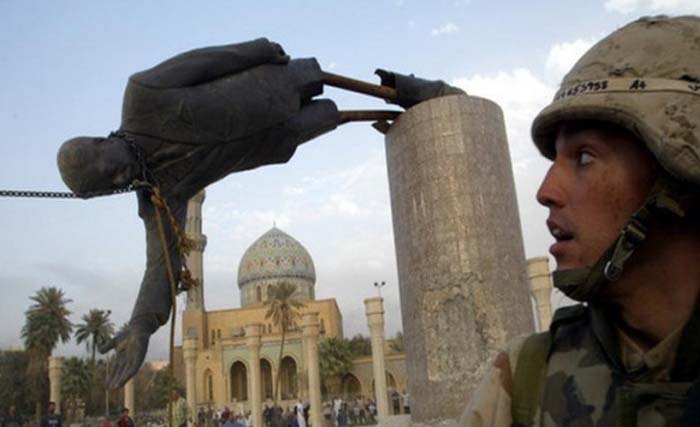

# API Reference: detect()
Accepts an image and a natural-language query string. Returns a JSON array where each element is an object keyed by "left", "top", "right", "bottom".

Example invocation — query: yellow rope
[
  {"left": 151, "top": 191, "right": 179, "bottom": 427},
  {"left": 138, "top": 183, "right": 199, "bottom": 427}
]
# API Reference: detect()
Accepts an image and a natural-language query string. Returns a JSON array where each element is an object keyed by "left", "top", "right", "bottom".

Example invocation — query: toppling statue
[{"left": 57, "top": 38, "right": 463, "bottom": 388}]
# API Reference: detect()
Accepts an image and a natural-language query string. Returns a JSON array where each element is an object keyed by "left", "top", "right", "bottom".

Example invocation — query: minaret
[
  {"left": 185, "top": 190, "right": 207, "bottom": 311},
  {"left": 183, "top": 190, "right": 208, "bottom": 348}
]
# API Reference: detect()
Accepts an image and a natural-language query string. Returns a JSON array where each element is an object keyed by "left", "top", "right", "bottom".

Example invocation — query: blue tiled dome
[{"left": 237, "top": 227, "right": 316, "bottom": 288}]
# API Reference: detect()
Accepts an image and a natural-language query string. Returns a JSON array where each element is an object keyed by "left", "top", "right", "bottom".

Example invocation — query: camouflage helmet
[
  {"left": 532, "top": 15, "right": 700, "bottom": 186},
  {"left": 531, "top": 16, "right": 700, "bottom": 301}
]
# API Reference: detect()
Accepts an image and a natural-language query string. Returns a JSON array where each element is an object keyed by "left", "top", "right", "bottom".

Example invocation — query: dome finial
[{"left": 273, "top": 220, "right": 276, "bottom": 228}]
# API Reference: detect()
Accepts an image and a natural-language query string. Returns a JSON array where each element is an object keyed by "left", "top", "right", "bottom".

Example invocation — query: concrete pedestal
[
  {"left": 385, "top": 95, "right": 534, "bottom": 423},
  {"left": 302, "top": 313, "right": 322, "bottom": 427},
  {"left": 245, "top": 324, "right": 263, "bottom": 427},
  {"left": 527, "top": 257, "right": 554, "bottom": 331},
  {"left": 48, "top": 356, "right": 64, "bottom": 414},
  {"left": 364, "top": 297, "right": 389, "bottom": 419},
  {"left": 183, "top": 338, "right": 198, "bottom": 427}
]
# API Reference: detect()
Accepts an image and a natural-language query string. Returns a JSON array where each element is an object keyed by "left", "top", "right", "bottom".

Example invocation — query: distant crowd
[
  {"left": 0, "top": 402, "right": 64, "bottom": 427},
  {"left": 0, "top": 391, "right": 410, "bottom": 427},
  {"left": 192, "top": 392, "right": 410, "bottom": 427}
]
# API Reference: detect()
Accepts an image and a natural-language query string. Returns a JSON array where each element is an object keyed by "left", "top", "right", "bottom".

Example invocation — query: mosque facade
[{"left": 178, "top": 191, "right": 407, "bottom": 410}]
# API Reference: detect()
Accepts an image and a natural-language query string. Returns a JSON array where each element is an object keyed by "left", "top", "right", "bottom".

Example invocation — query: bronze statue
[{"left": 57, "top": 38, "right": 463, "bottom": 388}]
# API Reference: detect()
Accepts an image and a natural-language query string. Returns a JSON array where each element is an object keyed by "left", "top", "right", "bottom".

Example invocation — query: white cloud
[
  {"left": 604, "top": 0, "right": 700, "bottom": 14},
  {"left": 431, "top": 22, "right": 460, "bottom": 36},
  {"left": 453, "top": 68, "right": 554, "bottom": 155},
  {"left": 545, "top": 39, "right": 595, "bottom": 77}
]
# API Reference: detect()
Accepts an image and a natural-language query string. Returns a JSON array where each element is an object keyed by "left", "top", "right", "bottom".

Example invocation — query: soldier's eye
[{"left": 577, "top": 151, "right": 594, "bottom": 166}]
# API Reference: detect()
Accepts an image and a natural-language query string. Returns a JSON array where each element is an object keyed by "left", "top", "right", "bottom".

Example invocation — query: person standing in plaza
[
  {"left": 40, "top": 403, "right": 61, "bottom": 427},
  {"left": 169, "top": 389, "right": 190, "bottom": 427},
  {"left": 3, "top": 406, "right": 23, "bottom": 427},
  {"left": 118, "top": 409, "right": 134, "bottom": 427}
]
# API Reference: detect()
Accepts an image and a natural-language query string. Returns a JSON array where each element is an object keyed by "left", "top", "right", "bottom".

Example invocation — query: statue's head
[{"left": 57, "top": 135, "right": 139, "bottom": 197}]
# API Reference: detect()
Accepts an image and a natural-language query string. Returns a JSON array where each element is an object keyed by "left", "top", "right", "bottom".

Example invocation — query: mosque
[{"left": 175, "top": 191, "right": 408, "bottom": 409}]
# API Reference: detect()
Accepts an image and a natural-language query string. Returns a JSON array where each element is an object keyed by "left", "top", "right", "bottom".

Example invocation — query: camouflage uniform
[
  {"left": 461, "top": 305, "right": 699, "bottom": 426},
  {"left": 462, "top": 15, "right": 700, "bottom": 427}
]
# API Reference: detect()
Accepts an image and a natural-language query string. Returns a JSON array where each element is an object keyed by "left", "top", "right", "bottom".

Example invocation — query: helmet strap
[{"left": 553, "top": 174, "right": 688, "bottom": 302}]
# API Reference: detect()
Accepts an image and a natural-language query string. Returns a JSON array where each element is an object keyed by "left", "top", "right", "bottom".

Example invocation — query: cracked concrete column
[
  {"left": 385, "top": 94, "right": 535, "bottom": 423},
  {"left": 124, "top": 378, "right": 135, "bottom": 414},
  {"left": 245, "top": 324, "right": 263, "bottom": 427},
  {"left": 48, "top": 356, "right": 64, "bottom": 414},
  {"left": 528, "top": 257, "right": 554, "bottom": 331},
  {"left": 302, "top": 313, "right": 322, "bottom": 427},
  {"left": 364, "top": 297, "right": 389, "bottom": 419},
  {"left": 183, "top": 337, "right": 198, "bottom": 427}
]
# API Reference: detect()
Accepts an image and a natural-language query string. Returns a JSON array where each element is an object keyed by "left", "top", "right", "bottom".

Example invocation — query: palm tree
[
  {"left": 22, "top": 287, "right": 73, "bottom": 356},
  {"left": 319, "top": 337, "right": 354, "bottom": 397},
  {"left": 74, "top": 309, "right": 114, "bottom": 363},
  {"left": 264, "top": 282, "right": 305, "bottom": 405},
  {"left": 21, "top": 286, "right": 73, "bottom": 418}
]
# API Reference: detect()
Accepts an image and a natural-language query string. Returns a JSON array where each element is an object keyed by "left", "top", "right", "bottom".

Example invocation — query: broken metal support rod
[{"left": 322, "top": 71, "right": 399, "bottom": 102}]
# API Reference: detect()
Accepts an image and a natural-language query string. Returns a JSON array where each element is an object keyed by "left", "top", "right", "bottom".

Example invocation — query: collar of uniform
[
  {"left": 589, "top": 304, "right": 628, "bottom": 374},
  {"left": 670, "top": 310, "right": 700, "bottom": 382},
  {"left": 590, "top": 304, "right": 700, "bottom": 381},
  {"left": 617, "top": 322, "right": 684, "bottom": 381}
]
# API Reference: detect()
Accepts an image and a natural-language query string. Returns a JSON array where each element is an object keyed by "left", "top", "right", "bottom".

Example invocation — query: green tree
[
  {"left": 319, "top": 337, "right": 354, "bottom": 396},
  {"left": 264, "top": 282, "right": 305, "bottom": 405},
  {"left": 145, "top": 366, "right": 180, "bottom": 410},
  {"left": 62, "top": 357, "right": 91, "bottom": 422},
  {"left": 21, "top": 286, "right": 73, "bottom": 417},
  {"left": 348, "top": 334, "right": 372, "bottom": 357},
  {"left": 389, "top": 331, "right": 405, "bottom": 353},
  {"left": 74, "top": 309, "right": 114, "bottom": 363},
  {"left": 22, "top": 287, "right": 73, "bottom": 356},
  {"left": 0, "top": 350, "right": 32, "bottom": 415}
]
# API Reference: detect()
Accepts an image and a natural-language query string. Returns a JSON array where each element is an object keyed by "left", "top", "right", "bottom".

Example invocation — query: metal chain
[{"left": 1, "top": 131, "right": 147, "bottom": 200}]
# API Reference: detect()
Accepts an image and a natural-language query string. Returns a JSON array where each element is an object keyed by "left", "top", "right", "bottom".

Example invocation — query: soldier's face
[{"left": 536, "top": 124, "right": 655, "bottom": 271}]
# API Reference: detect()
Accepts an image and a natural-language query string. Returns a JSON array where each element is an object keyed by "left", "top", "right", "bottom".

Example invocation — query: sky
[{"left": 2, "top": 0, "right": 699, "bottom": 361}]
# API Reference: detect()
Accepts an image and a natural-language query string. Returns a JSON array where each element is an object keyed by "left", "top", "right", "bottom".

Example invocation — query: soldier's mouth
[{"left": 547, "top": 219, "right": 574, "bottom": 242}]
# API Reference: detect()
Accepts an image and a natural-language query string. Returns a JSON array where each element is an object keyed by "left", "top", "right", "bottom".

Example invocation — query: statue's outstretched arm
[{"left": 100, "top": 189, "right": 186, "bottom": 388}]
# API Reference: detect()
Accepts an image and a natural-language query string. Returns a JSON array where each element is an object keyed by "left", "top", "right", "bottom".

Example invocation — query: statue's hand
[
  {"left": 375, "top": 69, "right": 466, "bottom": 109},
  {"left": 99, "top": 318, "right": 153, "bottom": 389}
]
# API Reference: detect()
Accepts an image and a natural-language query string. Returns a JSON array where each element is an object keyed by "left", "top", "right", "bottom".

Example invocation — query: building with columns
[{"left": 175, "top": 191, "right": 408, "bottom": 412}]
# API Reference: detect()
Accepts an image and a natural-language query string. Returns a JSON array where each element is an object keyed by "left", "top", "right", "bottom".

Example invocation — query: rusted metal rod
[
  {"left": 322, "top": 71, "right": 399, "bottom": 101},
  {"left": 339, "top": 110, "right": 401, "bottom": 124}
]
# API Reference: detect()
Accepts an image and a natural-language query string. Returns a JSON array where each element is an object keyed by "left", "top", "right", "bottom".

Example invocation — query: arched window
[
  {"left": 203, "top": 369, "right": 214, "bottom": 401},
  {"left": 261, "top": 359, "right": 273, "bottom": 400},
  {"left": 256, "top": 286, "right": 262, "bottom": 303},
  {"left": 230, "top": 361, "right": 248, "bottom": 401},
  {"left": 372, "top": 371, "right": 398, "bottom": 396},
  {"left": 279, "top": 356, "right": 298, "bottom": 399},
  {"left": 342, "top": 373, "right": 362, "bottom": 399}
]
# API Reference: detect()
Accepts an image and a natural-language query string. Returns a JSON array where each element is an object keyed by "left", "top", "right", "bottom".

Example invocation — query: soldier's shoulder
[{"left": 552, "top": 304, "right": 588, "bottom": 326}]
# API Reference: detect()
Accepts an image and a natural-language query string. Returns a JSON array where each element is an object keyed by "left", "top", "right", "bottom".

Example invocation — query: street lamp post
[
  {"left": 104, "top": 310, "right": 112, "bottom": 418},
  {"left": 373, "top": 281, "right": 386, "bottom": 298}
]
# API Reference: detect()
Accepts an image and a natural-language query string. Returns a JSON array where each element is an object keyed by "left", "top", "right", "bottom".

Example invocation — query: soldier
[{"left": 461, "top": 15, "right": 700, "bottom": 426}]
